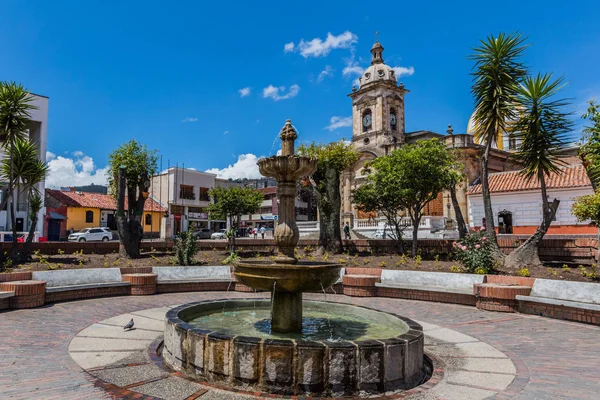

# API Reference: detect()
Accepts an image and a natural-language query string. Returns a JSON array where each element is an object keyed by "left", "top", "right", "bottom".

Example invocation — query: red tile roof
[
  {"left": 468, "top": 164, "right": 591, "bottom": 195},
  {"left": 46, "top": 189, "right": 166, "bottom": 212}
]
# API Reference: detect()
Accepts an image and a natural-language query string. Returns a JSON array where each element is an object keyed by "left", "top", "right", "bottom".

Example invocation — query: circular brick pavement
[{"left": 1, "top": 292, "right": 600, "bottom": 399}]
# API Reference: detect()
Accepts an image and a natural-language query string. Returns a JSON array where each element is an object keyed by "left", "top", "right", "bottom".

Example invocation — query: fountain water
[{"left": 163, "top": 120, "right": 426, "bottom": 397}]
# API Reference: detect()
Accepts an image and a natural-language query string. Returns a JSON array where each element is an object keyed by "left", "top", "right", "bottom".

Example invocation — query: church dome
[
  {"left": 358, "top": 40, "right": 397, "bottom": 88},
  {"left": 360, "top": 64, "right": 397, "bottom": 87}
]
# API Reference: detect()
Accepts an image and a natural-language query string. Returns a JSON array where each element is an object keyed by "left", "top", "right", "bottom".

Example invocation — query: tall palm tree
[
  {"left": 0, "top": 138, "right": 48, "bottom": 259},
  {"left": 470, "top": 33, "right": 528, "bottom": 256},
  {"left": 505, "top": 74, "right": 572, "bottom": 268},
  {"left": 0, "top": 82, "right": 37, "bottom": 254}
]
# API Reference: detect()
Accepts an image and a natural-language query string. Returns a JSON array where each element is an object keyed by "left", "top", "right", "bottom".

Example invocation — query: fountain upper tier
[{"left": 258, "top": 119, "right": 317, "bottom": 183}]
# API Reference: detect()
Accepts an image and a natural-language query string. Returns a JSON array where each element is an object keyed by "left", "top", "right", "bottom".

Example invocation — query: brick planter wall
[
  {"left": 519, "top": 300, "right": 600, "bottom": 325},
  {"left": 234, "top": 282, "right": 256, "bottom": 292},
  {"left": 122, "top": 273, "right": 157, "bottom": 295},
  {"left": 45, "top": 285, "right": 130, "bottom": 303},
  {"left": 0, "top": 271, "right": 32, "bottom": 282},
  {"left": 120, "top": 267, "right": 153, "bottom": 275},
  {"left": 0, "top": 280, "right": 46, "bottom": 309},
  {"left": 157, "top": 281, "right": 233, "bottom": 293},
  {"left": 474, "top": 283, "right": 532, "bottom": 312},
  {"left": 343, "top": 275, "right": 380, "bottom": 297},
  {"left": 377, "top": 286, "right": 476, "bottom": 306},
  {"left": 484, "top": 275, "right": 536, "bottom": 287}
]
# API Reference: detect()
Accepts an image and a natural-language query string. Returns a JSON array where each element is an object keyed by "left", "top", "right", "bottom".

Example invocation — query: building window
[
  {"left": 85, "top": 210, "right": 94, "bottom": 223},
  {"left": 179, "top": 185, "right": 195, "bottom": 200},
  {"left": 199, "top": 187, "right": 210, "bottom": 201},
  {"left": 145, "top": 214, "right": 152, "bottom": 226}
]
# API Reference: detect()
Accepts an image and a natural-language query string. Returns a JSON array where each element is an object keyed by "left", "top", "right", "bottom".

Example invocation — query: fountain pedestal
[{"left": 272, "top": 291, "right": 302, "bottom": 332}]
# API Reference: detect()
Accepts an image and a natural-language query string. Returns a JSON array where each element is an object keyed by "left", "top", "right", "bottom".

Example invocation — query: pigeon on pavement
[{"left": 124, "top": 318, "right": 134, "bottom": 331}]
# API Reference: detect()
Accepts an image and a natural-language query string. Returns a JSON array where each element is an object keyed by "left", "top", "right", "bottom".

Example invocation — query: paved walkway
[{"left": 1, "top": 292, "right": 599, "bottom": 399}]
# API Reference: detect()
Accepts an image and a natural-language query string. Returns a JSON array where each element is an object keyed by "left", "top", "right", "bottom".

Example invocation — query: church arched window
[
  {"left": 390, "top": 107, "right": 397, "bottom": 131},
  {"left": 362, "top": 109, "right": 372, "bottom": 133}
]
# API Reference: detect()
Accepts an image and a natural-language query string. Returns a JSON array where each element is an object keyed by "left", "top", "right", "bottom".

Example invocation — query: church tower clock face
[{"left": 362, "top": 114, "right": 372, "bottom": 128}]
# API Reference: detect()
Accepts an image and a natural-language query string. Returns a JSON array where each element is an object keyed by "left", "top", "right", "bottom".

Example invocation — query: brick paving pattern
[{"left": 0, "top": 292, "right": 599, "bottom": 399}]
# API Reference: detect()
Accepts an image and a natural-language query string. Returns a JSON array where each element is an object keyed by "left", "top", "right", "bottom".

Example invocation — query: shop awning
[{"left": 49, "top": 211, "right": 67, "bottom": 220}]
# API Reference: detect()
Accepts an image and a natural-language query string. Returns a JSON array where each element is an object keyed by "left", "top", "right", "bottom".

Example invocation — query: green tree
[
  {"left": 0, "top": 82, "right": 37, "bottom": 254},
  {"left": 353, "top": 139, "right": 458, "bottom": 256},
  {"left": 574, "top": 100, "right": 600, "bottom": 258},
  {"left": 470, "top": 33, "right": 528, "bottom": 256},
  {"left": 206, "top": 186, "right": 263, "bottom": 252},
  {"left": 504, "top": 74, "right": 572, "bottom": 268},
  {"left": 107, "top": 140, "right": 158, "bottom": 258},
  {"left": 0, "top": 138, "right": 49, "bottom": 258},
  {"left": 297, "top": 141, "right": 359, "bottom": 253}
]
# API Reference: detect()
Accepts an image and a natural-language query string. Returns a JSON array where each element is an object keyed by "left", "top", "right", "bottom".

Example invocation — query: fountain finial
[{"left": 279, "top": 119, "right": 297, "bottom": 156}]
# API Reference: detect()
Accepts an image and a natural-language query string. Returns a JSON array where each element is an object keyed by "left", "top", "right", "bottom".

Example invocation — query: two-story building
[
  {"left": 0, "top": 93, "right": 48, "bottom": 238},
  {"left": 149, "top": 168, "right": 238, "bottom": 238}
]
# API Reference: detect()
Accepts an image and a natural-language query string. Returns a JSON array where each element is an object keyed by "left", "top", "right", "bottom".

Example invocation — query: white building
[
  {"left": 149, "top": 168, "right": 237, "bottom": 238},
  {"left": 468, "top": 164, "right": 594, "bottom": 235},
  {"left": 0, "top": 93, "right": 48, "bottom": 237}
]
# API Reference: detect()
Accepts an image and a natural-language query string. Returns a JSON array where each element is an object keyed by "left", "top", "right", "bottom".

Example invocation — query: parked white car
[
  {"left": 210, "top": 229, "right": 228, "bottom": 240},
  {"left": 68, "top": 227, "right": 113, "bottom": 242}
]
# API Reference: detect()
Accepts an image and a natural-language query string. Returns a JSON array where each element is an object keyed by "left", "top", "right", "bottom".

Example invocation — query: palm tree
[
  {"left": 504, "top": 74, "right": 572, "bottom": 268},
  {"left": 0, "top": 138, "right": 49, "bottom": 259},
  {"left": 0, "top": 82, "right": 37, "bottom": 254},
  {"left": 469, "top": 33, "right": 528, "bottom": 256}
]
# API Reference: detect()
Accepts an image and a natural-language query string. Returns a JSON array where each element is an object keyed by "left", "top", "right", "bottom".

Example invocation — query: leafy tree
[
  {"left": 206, "top": 186, "right": 263, "bottom": 252},
  {"left": 574, "top": 100, "right": 600, "bottom": 257},
  {"left": 353, "top": 139, "right": 458, "bottom": 256},
  {"left": 504, "top": 74, "right": 572, "bottom": 268},
  {"left": 470, "top": 33, "right": 528, "bottom": 256},
  {"left": 0, "top": 138, "right": 49, "bottom": 258},
  {"left": 297, "top": 141, "right": 359, "bottom": 253},
  {"left": 352, "top": 167, "right": 408, "bottom": 253},
  {"left": 0, "top": 82, "right": 37, "bottom": 255},
  {"left": 107, "top": 140, "right": 158, "bottom": 258}
]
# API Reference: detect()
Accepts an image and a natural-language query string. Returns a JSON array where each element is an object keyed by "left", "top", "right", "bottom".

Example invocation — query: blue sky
[{"left": 1, "top": 0, "right": 599, "bottom": 187}]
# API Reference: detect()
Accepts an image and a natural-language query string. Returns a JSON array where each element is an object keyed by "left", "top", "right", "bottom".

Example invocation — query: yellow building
[{"left": 45, "top": 189, "right": 165, "bottom": 240}]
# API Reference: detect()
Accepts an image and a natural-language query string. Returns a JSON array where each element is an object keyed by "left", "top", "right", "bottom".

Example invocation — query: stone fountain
[
  {"left": 233, "top": 119, "right": 341, "bottom": 333},
  {"left": 162, "top": 120, "right": 426, "bottom": 397}
]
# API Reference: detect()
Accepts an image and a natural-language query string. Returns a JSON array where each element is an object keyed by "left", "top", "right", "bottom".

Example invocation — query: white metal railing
[
  {"left": 354, "top": 216, "right": 446, "bottom": 231},
  {"left": 0, "top": 231, "right": 40, "bottom": 242}
]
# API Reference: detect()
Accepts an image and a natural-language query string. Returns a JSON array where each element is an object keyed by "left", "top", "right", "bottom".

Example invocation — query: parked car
[
  {"left": 210, "top": 229, "right": 228, "bottom": 240},
  {"left": 193, "top": 228, "right": 212, "bottom": 239},
  {"left": 68, "top": 227, "right": 113, "bottom": 242}
]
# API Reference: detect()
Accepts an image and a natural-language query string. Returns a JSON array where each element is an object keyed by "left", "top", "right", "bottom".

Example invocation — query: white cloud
[
  {"left": 238, "top": 87, "right": 251, "bottom": 97},
  {"left": 46, "top": 152, "right": 109, "bottom": 189},
  {"left": 205, "top": 154, "right": 263, "bottom": 180},
  {"left": 283, "top": 42, "right": 295, "bottom": 52},
  {"left": 224, "top": 130, "right": 229, "bottom": 135},
  {"left": 342, "top": 64, "right": 364, "bottom": 76},
  {"left": 262, "top": 84, "right": 300, "bottom": 101},
  {"left": 286, "top": 31, "right": 358, "bottom": 58},
  {"left": 392, "top": 66, "right": 415, "bottom": 77},
  {"left": 317, "top": 65, "right": 334, "bottom": 82},
  {"left": 325, "top": 116, "right": 353, "bottom": 131},
  {"left": 182, "top": 117, "right": 198, "bottom": 123}
]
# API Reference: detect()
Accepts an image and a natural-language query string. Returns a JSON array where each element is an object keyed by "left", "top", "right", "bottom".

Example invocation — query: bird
[{"left": 124, "top": 318, "right": 134, "bottom": 331}]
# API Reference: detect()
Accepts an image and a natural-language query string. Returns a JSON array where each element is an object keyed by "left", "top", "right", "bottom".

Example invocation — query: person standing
[
  {"left": 343, "top": 222, "right": 351, "bottom": 240},
  {"left": 253, "top": 227, "right": 258, "bottom": 239},
  {"left": 260, "top": 225, "right": 266, "bottom": 239}
]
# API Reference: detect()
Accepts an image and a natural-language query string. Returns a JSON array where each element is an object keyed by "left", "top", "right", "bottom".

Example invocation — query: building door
[
  {"left": 16, "top": 218, "right": 24, "bottom": 232},
  {"left": 107, "top": 214, "right": 116, "bottom": 230},
  {"left": 48, "top": 219, "right": 61, "bottom": 241},
  {"left": 498, "top": 211, "right": 513, "bottom": 234}
]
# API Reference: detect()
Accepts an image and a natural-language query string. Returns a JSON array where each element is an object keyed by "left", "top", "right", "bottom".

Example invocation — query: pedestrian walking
[
  {"left": 253, "top": 227, "right": 258, "bottom": 239},
  {"left": 343, "top": 222, "right": 351, "bottom": 240},
  {"left": 260, "top": 226, "right": 266, "bottom": 239}
]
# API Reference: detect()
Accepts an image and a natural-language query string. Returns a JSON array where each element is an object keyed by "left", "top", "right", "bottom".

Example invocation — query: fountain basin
[
  {"left": 233, "top": 261, "right": 341, "bottom": 292},
  {"left": 163, "top": 299, "right": 425, "bottom": 396}
]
